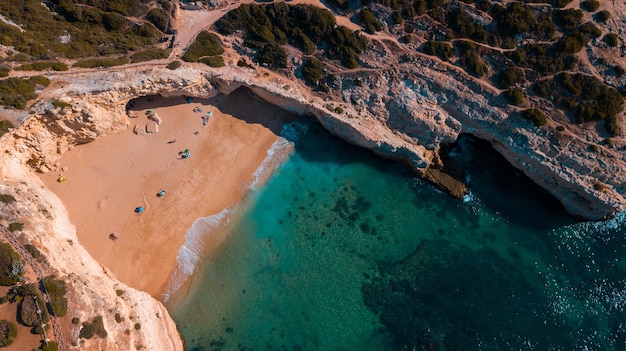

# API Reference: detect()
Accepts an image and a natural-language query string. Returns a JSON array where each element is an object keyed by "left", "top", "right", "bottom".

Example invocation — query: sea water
[{"left": 169, "top": 122, "right": 626, "bottom": 351}]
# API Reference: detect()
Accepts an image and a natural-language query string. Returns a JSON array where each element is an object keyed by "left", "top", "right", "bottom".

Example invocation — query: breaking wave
[
  {"left": 162, "top": 207, "right": 234, "bottom": 302},
  {"left": 249, "top": 122, "right": 309, "bottom": 189}
]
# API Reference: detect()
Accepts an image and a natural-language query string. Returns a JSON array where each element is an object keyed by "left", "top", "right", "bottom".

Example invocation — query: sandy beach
[{"left": 40, "top": 88, "right": 295, "bottom": 299}]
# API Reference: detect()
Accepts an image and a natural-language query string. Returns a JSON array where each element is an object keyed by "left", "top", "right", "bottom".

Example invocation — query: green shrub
[
  {"left": 35, "top": 341, "right": 58, "bottom": 351},
  {"left": 0, "top": 242, "right": 24, "bottom": 285},
  {"left": 79, "top": 316, "right": 107, "bottom": 339},
  {"left": 522, "top": 108, "right": 547, "bottom": 126},
  {"left": 301, "top": 58, "right": 324, "bottom": 84},
  {"left": 130, "top": 49, "right": 170, "bottom": 63},
  {"left": 166, "top": 60, "right": 181, "bottom": 70},
  {"left": 43, "top": 276, "right": 68, "bottom": 317},
  {"left": 257, "top": 43, "right": 288, "bottom": 68},
  {"left": 24, "top": 244, "right": 41, "bottom": 259},
  {"left": 115, "top": 313, "right": 124, "bottom": 323},
  {"left": 199, "top": 56, "right": 225, "bottom": 68},
  {"left": 498, "top": 66, "right": 523, "bottom": 88},
  {"left": 581, "top": 0, "right": 600, "bottom": 12},
  {"left": 595, "top": 10, "right": 611, "bottom": 21},
  {"left": 0, "top": 320, "right": 16, "bottom": 347},
  {"left": 360, "top": 8, "right": 383, "bottom": 34},
  {"left": 504, "top": 88, "right": 525, "bottom": 105},
  {"left": 215, "top": 3, "right": 366, "bottom": 68},
  {"left": 7, "top": 223, "right": 23, "bottom": 232},
  {"left": 604, "top": 33, "right": 619, "bottom": 47},
  {"left": 0, "top": 194, "right": 15, "bottom": 204},
  {"left": 593, "top": 181, "right": 606, "bottom": 191},
  {"left": 16, "top": 62, "right": 67, "bottom": 72},
  {"left": 554, "top": 8, "right": 583, "bottom": 31},
  {"left": 52, "top": 100, "right": 72, "bottom": 109},
  {"left": 71, "top": 317, "right": 80, "bottom": 325},
  {"left": 614, "top": 65, "right": 625, "bottom": 77},
  {"left": 134, "top": 323, "right": 141, "bottom": 330},
  {"left": 0, "top": 67, "right": 9, "bottom": 78},
  {"left": 73, "top": 57, "right": 129, "bottom": 68},
  {"left": 422, "top": 41, "right": 454, "bottom": 61},
  {"left": 182, "top": 31, "right": 224, "bottom": 62},
  {"left": 0, "top": 77, "right": 50, "bottom": 109},
  {"left": 146, "top": 8, "right": 170, "bottom": 32}
]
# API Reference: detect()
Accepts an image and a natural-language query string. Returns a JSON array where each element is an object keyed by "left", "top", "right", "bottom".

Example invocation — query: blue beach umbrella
[{"left": 135, "top": 206, "right": 144, "bottom": 214}]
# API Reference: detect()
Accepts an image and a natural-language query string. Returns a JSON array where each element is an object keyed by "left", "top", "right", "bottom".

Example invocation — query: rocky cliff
[{"left": 0, "top": 51, "right": 624, "bottom": 348}]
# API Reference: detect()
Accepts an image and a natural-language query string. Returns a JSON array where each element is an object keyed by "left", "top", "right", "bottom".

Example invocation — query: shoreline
[{"left": 39, "top": 87, "right": 296, "bottom": 299}]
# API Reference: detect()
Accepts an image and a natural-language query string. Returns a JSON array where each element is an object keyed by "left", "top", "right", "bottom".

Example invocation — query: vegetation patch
[
  {"left": 146, "top": 8, "right": 171, "bottom": 33},
  {"left": 15, "top": 62, "right": 68, "bottom": 72},
  {"left": 43, "top": 276, "right": 68, "bottom": 317},
  {"left": 504, "top": 88, "right": 525, "bottom": 105},
  {"left": 79, "top": 316, "right": 107, "bottom": 339},
  {"left": 215, "top": 3, "right": 368, "bottom": 68},
  {"left": 422, "top": 41, "right": 454, "bottom": 61},
  {"left": 166, "top": 60, "right": 181, "bottom": 70},
  {"left": 522, "top": 108, "right": 547, "bottom": 126},
  {"left": 360, "top": 8, "right": 382, "bottom": 34},
  {"left": 199, "top": 56, "right": 225, "bottom": 68},
  {"left": 24, "top": 244, "right": 41, "bottom": 260},
  {"left": 73, "top": 57, "right": 129, "bottom": 68},
  {"left": 0, "top": 320, "right": 16, "bottom": 348},
  {"left": 52, "top": 100, "right": 72, "bottom": 109},
  {"left": 301, "top": 57, "right": 324, "bottom": 84},
  {"left": 130, "top": 49, "right": 170, "bottom": 63},
  {"left": 0, "top": 1, "right": 161, "bottom": 59},
  {"left": 7, "top": 223, "right": 23, "bottom": 233},
  {"left": 182, "top": 31, "right": 224, "bottom": 62},
  {"left": 0, "top": 243, "right": 24, "bottom": 286},
  {"left": 0, "top": 194, "right": 16, "bottom": 204},
  {"left": 0, "top": 77, "right": 50, "bottom": 109}
]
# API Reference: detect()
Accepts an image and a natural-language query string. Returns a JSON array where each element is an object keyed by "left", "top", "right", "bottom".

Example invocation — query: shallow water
[{"left": 169, "top": 123, "right": 626, "bottom": 351}]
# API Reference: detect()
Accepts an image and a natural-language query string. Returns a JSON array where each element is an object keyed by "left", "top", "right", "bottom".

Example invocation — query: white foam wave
[
  {"left": 249, "top": 122, "right": 309, "bottom": 189},
  {"left": 249, "top": 137, "right": 293, "bottom": 190},
  {"left": 161, "top": 207, "right": 234, "bottom": 302}
]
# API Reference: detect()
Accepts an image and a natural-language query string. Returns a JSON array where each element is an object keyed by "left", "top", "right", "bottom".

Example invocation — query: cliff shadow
[{"left": 441, "top": 133, "right": 579, "bottom": 230}]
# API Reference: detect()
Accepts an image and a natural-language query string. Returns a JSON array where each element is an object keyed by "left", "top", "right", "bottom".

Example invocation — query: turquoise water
[{"left": 169, "top": 123, "right": 626, "bottom": 351}]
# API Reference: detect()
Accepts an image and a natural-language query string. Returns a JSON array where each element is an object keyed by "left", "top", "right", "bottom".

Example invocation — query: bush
[
  {"left": 0, "top": 67, "right": 9, "bottom": 78},
  {"left": 130, "top": 49, "right": 170, "bottom": 63},
  {"left": 0, "top": 320, "right": 16, "bottom": 347},
  {"left": 7, "top": 223, "right": 23, "bottom": 232},
  {"left": 504, "top": 88, "right": 525, "bottom": 105},
  {"left": 301, "top": 58, "right": 324, "bottom": 84},
  {"left": 614, "top": 65, "right": 625, "bottom": 77},
  {"left": 52, "top": 100, "right": 72, "bottom": 109},
  {"left": 522, "top": 108, "right": 547, "bottom": 126},
  {"left": 166, "top": 60, "right": 181, "bottom": 70},
  {"left": 581, "top": 0, "right": 600, "bottom": 12},
  {"left": 199, "top": 56, "right": 225, "bottom": 68},
  {"left": 257, "top": 43, "right": 288, "bottom": 68},
  {"left": 595, "top": 10, "right": 610, "bottom": 21},
  {"left": 0, "top": 77, "right": 49, "bottom": 109},
  {"left": 605, "top": 115, "right": 620, "bottom": 136},
  {"left": 422, "top": 41, "right": 454, "bottom": 61},
  {"left": 604, "top": 33, "right": 619, "bottom": 47},
  {"left": 0, "top": 194, "right": 16, "bottom": 204},
  {"left": 115, "top": 313, "right": 123, "bottom": 323},
  {"left": 73, "top": 57, "right": 129, "bottom": 68},
  {"left": 360, "top": 8, "right": 383, "bottom": 34},
  {"left": 24, "top": 244, "right": 41, "bottom": 259},
  {"left": 43, "top": 276, "right": 68, "bottom": 317},
  {"left": 35, "top": 341, "right": 58, "bottom": 351},
  {"left": 182, "top": 31, "right": 224, "bottom": 62},
  {"left": 15, "top": 62, "right": 68, "bottom": 72},
  {"left": 498, "top": 66, "right": 523, "bottom": 88},
  {"left": 0, "top": 242, "right": 24, "bottom": 285},
  {"left": 146, "top": 8, "right": 170, "bottom": 32},
  {"left": 554, "top": 8, "right": 583, "bottom": 31},
  {"left": 71, "top": 318, "right": 80, "bottom": 325},
  {"left": 79, "top": 316, "right": 107, "bottom": 339}
]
